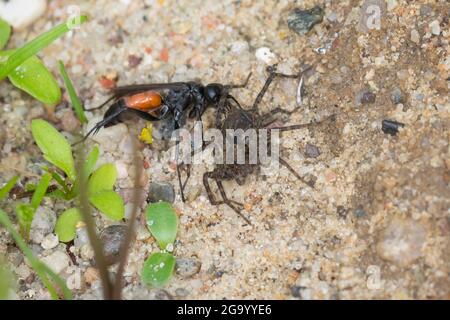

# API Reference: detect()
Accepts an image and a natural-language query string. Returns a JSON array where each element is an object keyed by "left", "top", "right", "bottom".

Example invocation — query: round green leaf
[
  {"left": 55, "top": 208, "right": 82, "bottom": 242},
  {"left": 0, "top": 18, "right": 11, "bottom": 50},
  {"left": 146, "top": 202, "right": 178, "bottom": 250},
  {"left": 31, "top": 119, "right": 76, "bottom": 181},
  {"left": 141, "top": 252, "right": 175, "bottom": 288},
  {"left": 0, "top": 51, "right": 61, "bottom": 105},
  {"left": 87, "top": 163, "right": 117, "bottom": 195},
  {"left": 89, "top": 191, "right": 124, "bottom": 221}
]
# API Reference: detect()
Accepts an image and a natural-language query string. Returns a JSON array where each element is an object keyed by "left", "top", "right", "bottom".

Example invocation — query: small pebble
[
  {"left": 0, "top": 0, "right": 47, "bottom": 30},
  {"left": 41, "top": 251, "right": 70, "bottom": 274},
  {"left": 153, "top": 289, "right": 173, "bottom": 300},
  {"left": 60, "top": 109, "right": 80, "bottom": 133},
  {"left": 353, "top": 207, "right": 366, "bottom": 218},
  {"left": 99, "top": 225, "right": 128, "bottom": 266},
  {"left": 411, "top": 29, "right": 420, "bottom": 44},
  {"left": 356, "top": 89, "right": 376, "bottom": 106},
  {"left": 175, "top": 257, "right": 202, "bottom": 278},
  {"left": 30, "top": 207, "right": 56, "bottom": 244},
  {"left": 175, "top": 288, "right": 190, "bottom": 297},
  {"left": 84, "top": 267, "right": 99, "bottom": 285},
  {"left": 287, "top": 6, "right": 324, "bottom": 36},
  {"left": 429, "top": 20, "right": 441, "bottom": 36},
  {"left": 291, "top": 286, "right": 307, "bottom": 298},
  {"left": 377, "top": 218, "right": 426, "bottom": 267},
  {"left": 255, "top": 47, "right": 277, "bottom": 64},
  {"left": 41, "top": 233, "right": 59, "bottom": 250},
  {"left": 128, "top": 54, "right": 143, "bottom": 68},
  {"left": 390, "top": 87, "right": 405, "bottom": 105},
  {"left": 74, "top": 228, "right": 89, "bottom": 248},
  {"left": 305, "top": 143, "right": 320, "bottom": 158},
  {"left": 382, "top": 119, "right": 405, "bottom": 136},
  {"left": 147, "top": 182, "right": 175, "bottom": 203}
]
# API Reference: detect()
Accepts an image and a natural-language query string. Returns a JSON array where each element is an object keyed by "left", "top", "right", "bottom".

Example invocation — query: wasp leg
[
  {"left": 84, "top": 95, "right": 116, "bottom": 111},
  {"left": 72, "top": 106, "right": 127, "bottom": 146}
]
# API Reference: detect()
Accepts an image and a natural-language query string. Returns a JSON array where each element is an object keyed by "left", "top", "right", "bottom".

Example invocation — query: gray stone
[
  {"left": 287, "top": 6, "right": 324, "bottom": 36},
  {"left": 175, "top": 257, "right": 201, "bottom": 278},
  {"left": 147, "top": 182, "right": 175, "bottom": 203},
  {"left": 30, "top": 207, "right": 56, "bottom": 244},
  {"left": 356, "top": 89, "right": 376, "bottom": 106},
  {"left": 390, "top": 87, "right": 405, "bottom": 104},
  {"left": 99, "top": 225, "right": 128, "bottom": 266},
  {"left": 305, "top": 143, "right": 321, "bottom": 158}
]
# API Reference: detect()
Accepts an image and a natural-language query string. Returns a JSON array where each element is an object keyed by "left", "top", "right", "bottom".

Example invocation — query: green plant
[
  {"left": 58, "top": 60, "right": 87, "bottom": 123},
  {"left": 0, "top": 176, "right": 71, "bottom": 300},
  {"left": 30, "top": 119, "right": 125, "bottom": 242},
  {"left": 142, "top": 201, "right": 179, "bottom": 287},
  {"left": 0, "top": 15, "right": 87, "bottom": 107}
]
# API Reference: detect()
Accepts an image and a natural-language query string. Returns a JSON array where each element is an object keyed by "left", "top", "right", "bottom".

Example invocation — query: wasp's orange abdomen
[{"left": 125, "top": 91, "right": 162, "bottom": 111}]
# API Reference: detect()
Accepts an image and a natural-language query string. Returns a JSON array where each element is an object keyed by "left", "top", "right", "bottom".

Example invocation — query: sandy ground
[{"left": 0, "top": 0, "right": 449, "bottom": 299}]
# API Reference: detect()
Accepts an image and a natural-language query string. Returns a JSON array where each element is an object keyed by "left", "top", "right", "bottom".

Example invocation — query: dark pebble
[
  {"left": 390, "top": 87, "right": 405, "bottom": 105},
  {"left": 291, "top": 286, "right": 307, "bottom": 298},
  {"left": 175, "top": 288, "right": 190, "bottom": 297},
  {"left": 356, "top": 89, "right": 376, "bottom": 105},
  {"left": 99, "top": 225, "right": 127, "bottom": 266},
  {"left": 305, "top": 143, "right": 321, "bottom": 158},
  {"left": 175, "top": 257, "right": 202, "bottom": 278},
  {"left": 128, "top": 55, "right": 143, "bottom": 68},
  {"left": 147, "top": 182, "right": 175, "bottom": 203},
  {"left": 153, "top": 289, "right": 173, "bottom": 300},
  {"left": 337, "top": 206, "right": 347, "bottom": 218},
  {"left": 353, "top": 207, "right": 366, "bottom": 218},
  {"left": 382, "top": 119, "right": 405, "bottom": 136},
  {"left": 287, "top": 6, "right": 324, "bottom": 36}
]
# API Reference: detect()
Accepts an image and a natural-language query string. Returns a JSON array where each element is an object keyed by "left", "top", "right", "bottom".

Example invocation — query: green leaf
[
  {"left": 0, "top": 15, "right": 88, "bottom": 81},
  {"left": 0, "top": 51, "right": 61, "bottom": 105},
  {"left": 0, "top": 258, "right": 15, "bottom": 300},
  {"left": 58, "top": 60, "right": 87, "bottom": 123},
  {"left": 55, "top": 208, "right": 82, "bottom": 243},
  {"left": 0, "top": 176, "right": 18, "bottom": 201},
  {"left": 0, "top": 18, "right": 11, "bottom": 50},
  {"left": 89, "top": 191, "right": 124, "bottom": 221},
  {"left": 146, "top": 202, "right": 178, "bottom": 250},
  {"left": 87, "top": 163, "right": 117, "bottom": 195},
  {"left": 31, "top": 119, "right": 76, "bottom": 181},
  {"left": 30, "top": 173, "right": 51, "bottom": 210},
  {"left": 83, "top": 146, "right": 99, "bottom": 178},
  {"left": 15, "top": 204, "right": 35, "bottom": 241},
  {"left": 141, "top": 252, "right": 175, "bottom": 288},
  {"left": 0, "top": 209, "right": 72, "bottom": 300}
]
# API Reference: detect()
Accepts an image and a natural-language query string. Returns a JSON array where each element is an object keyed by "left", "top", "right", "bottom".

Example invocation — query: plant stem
[
  {"left": 74, "top": 147, "right": 113, "bottom": 300},
  {"left": 113, "top": 136, "right": 142, "bottom": 300}
]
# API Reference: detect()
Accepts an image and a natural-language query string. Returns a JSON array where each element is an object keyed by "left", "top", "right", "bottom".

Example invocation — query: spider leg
[
  {"left": 215, "top": 179, "right": 250, "bottom": 224},
  {"left": 278, "top": 157, "right": 315, "bottom": 189}
]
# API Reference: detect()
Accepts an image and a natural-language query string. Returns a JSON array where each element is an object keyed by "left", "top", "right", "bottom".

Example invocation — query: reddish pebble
[
  {"left": 99, "top": 76, "right": 117, "bottom": 90},
  {"left": 145, "top": 47, "right": 153, "bottom": 54},
  {"left": 143, "top": 160, "right": 151, "bottom": 169},
  {"left": 160, "top": 48, "right": 169, "bottom": 62}
]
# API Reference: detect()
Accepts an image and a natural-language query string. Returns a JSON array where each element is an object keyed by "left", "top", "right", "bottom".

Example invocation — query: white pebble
[
  {"left": 30, "top": 207, "right": 56, "bottom": 244},
  {"left": 41, "top": 251, "right": 70, "bottom": 274},
  {"left": 255, "top": 47, "right": 277, "bottom": 65},
  {"left": 230, "top": 41, "right": 249, "bottom": 54},
  {"left": 116, "top": 161, "right": 129, "bottom": 179},
  {"left": 41, "top": 233, "right": 59, "bottom": 250},
  {"left": 0, "top": 0, "right": 47, "bottom": 30},
  {"left": 429, "top": 20, "right": 441, "bottom": 36}
]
